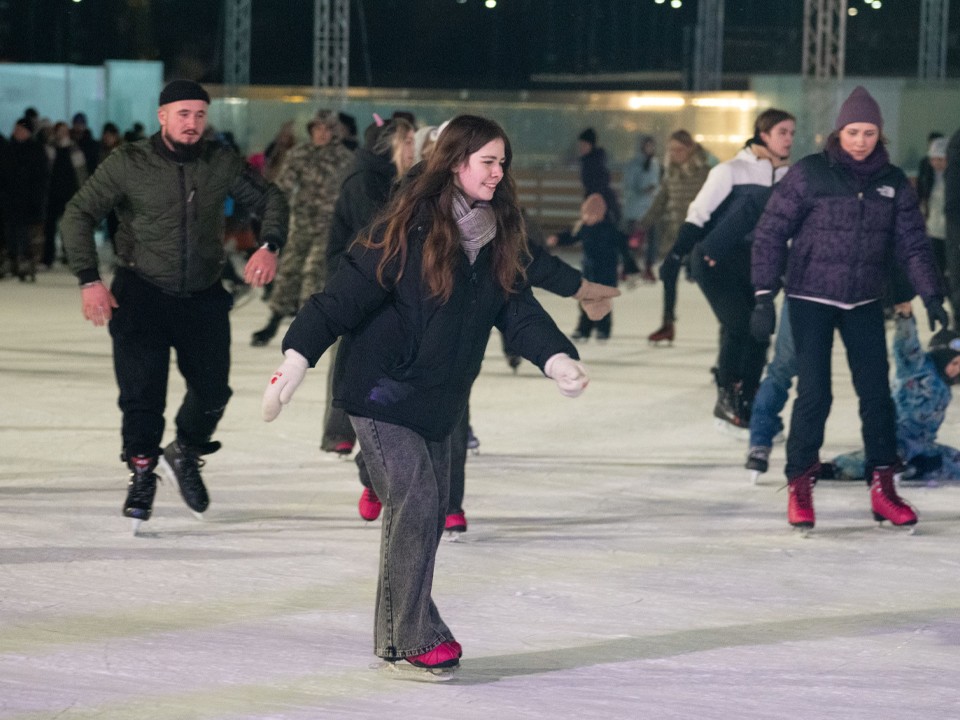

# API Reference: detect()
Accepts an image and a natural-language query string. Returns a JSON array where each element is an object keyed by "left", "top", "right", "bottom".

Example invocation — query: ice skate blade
[
  {"left": 875, "top": 520, "right": 918, "bottom": 535},
  {"left": 157, "top": 457, "right": 209, "bottom": 520},
  {"left": 749, "top": 470, "right": 762, "bottom": 485},
  {"left": 713, "top": 417, "right": 749, "bottom": 441},
  {"left": 373, "top": 660, "right": 458, "bottom": 682},
  {"left": 444, "top": 530, "right": 464, "bottom": 542},
  {"left": 791, "top": 525, "right": 814, "bottom": 539},
  {"left": 131, "top": 518, "right": 143, "bottom": 536}
]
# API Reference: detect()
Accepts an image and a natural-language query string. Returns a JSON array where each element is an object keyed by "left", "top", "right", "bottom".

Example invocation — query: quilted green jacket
[{"left": 62, "top": 133, "right": 288, "bottom": 295}]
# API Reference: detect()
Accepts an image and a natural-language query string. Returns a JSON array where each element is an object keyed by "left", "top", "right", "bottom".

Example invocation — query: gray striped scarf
[{"left": 452, "top": 190, "right": 497, "bottom": 265}]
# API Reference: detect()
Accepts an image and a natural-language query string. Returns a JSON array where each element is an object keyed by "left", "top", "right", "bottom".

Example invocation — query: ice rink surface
[{"left": 2, "top": 262, "right": 959, "bottom": 719}]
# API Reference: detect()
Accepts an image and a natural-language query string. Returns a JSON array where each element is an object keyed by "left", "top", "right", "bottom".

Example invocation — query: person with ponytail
[{"left": 260, "top": 115, "right": 588, "bottom": 673}]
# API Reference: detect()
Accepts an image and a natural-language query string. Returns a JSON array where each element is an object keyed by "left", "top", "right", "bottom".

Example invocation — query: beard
[{"left": 163, "top": 130, "right": 204, "bottom": 160}]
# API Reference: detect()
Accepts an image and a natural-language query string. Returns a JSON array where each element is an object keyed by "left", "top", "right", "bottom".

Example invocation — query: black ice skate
[
  {"left": 123, "top": 455, "right": 159, "bottom": 535},
  {"left": 159, "top": 438, "right": 220, "bottom": 518},
  {"left": 745, "top": 446, "right": 771, "bottom": 484},
  {"left": 713, "top": 383, "right": 749, "bottom": 440},
  {"left": 466, "top": 426, "right": 480, "bottom": 455}
]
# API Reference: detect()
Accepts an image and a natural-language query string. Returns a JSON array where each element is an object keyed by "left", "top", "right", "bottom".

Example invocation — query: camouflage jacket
[{"left": 276, "top": 140, "right": 354, "bottom": 237}]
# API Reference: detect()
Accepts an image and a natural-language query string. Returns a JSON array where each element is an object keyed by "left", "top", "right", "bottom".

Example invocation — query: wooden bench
[{"left": 514, "top": 167, "right": 623, "bottom": 236}]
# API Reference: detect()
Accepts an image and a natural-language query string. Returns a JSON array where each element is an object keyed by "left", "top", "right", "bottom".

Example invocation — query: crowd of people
[
  {"left": 8, "top": 78, "right": 960, "bottom": 677},
  {"left": 0, "top": 110, "right": 150, "bottom": 281}
]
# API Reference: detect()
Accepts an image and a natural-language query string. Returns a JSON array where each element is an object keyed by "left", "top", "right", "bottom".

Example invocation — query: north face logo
[{"left": 876, "top": 185, "right": 895, "bottom": 198}]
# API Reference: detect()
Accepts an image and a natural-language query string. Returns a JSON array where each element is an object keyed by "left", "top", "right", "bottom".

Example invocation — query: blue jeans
[
  {"left": 349, "top": 416, "right": 456, "bottom": 659},
  {"left": 749, "top": 298, "right": 796, "bottom": 448}
]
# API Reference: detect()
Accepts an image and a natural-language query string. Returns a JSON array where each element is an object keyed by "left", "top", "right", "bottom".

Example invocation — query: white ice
[{"left": 2, "top": 260, "right": 959, "bottom": 719}]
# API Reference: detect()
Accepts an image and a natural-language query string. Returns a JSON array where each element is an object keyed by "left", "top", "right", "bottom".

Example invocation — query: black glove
[
  {"left": 659, "top": 252, "right": 682, "bottom": 283},
  {"left": 925, "top": 297, "right": 950, "bottom": 332},
  {"left": 750, "top": 293, "right": 776, "bottom": 343}
]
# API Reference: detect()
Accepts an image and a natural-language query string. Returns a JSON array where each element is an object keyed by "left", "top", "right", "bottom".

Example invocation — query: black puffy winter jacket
[{"left": 283, "top": 210, "right": 578, "bottom": 440}]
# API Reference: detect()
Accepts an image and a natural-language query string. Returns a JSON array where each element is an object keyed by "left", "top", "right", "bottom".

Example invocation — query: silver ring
[{"left": 255, "top": 269, "right": 262, "bottom": 274}]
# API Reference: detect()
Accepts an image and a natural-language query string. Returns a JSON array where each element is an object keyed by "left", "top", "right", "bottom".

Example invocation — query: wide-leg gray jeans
[{"left": 349, "top": 415, "right": 455, "bottom": 659}]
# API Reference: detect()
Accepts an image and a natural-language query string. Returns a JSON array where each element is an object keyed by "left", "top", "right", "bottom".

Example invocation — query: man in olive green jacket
[{"left": 61, "top": 79, "right": 288, "bottom": 533}]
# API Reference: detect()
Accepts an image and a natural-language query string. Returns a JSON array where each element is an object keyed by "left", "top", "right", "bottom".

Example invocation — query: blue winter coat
[
  {"left": 891, "top": 315, "right": 952, "bottom": 463},
  {"left": 752, "top": 148, "right": 942, "bottom": 304},
  {"left": 834, "top": 314, "right": 958, "bottom": 480}
]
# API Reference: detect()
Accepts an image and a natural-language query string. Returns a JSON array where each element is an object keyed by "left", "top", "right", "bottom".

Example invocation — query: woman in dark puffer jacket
[
  {"left": 261, "top": 115, "right": 588, "bottom": 674},
  {"left": 751, "top": 86, "right": 948, "bottom": 532}
]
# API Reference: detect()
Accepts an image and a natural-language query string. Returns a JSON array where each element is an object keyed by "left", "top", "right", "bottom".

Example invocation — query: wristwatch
[{"left": 261, "top": 241, "right": 279, "bottom": 254}]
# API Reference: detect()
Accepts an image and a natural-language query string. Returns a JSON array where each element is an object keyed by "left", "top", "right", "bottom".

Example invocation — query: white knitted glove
[
  {"left": 262, "top": 349, "right": 309, "bottom": 421},
  {"left": 544, "top": 353, "right": 589, "bottom": 398}
]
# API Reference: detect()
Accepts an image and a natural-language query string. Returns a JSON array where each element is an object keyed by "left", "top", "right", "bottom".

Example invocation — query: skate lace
[
  {"left": 128, "top": 471, "right": 158, "bottom": 502},
  {"left": 784, "top": 474, "right": 815, "bottom": 509},
  {"left": 873, "top": 474, "right": 909, "bottom": 509},
  {"left": 179, "top": 454, "right": 206, "bottom": 486}
]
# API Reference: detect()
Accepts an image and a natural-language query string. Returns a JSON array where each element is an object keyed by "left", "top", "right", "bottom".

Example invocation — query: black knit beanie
[
  {"left": 578, "top": 128, "right": 597, "bottom": 146},
  {"left": 159, "top": 79, "right": 210, "bottom": 107}
]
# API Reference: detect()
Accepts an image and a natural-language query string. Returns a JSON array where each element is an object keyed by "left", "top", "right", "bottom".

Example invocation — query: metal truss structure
[
  {"left": 692, "top": 0, "right": 725, "bottom": 91},
  {"left": 802, "top": 0, "right": 847, "bottom": 80},
  {"left": 224, "top": 0, "right": 251, "bottom": 87},
  {"left": 314, "top": 0, "right": 350, "bottom": 91},
  {"left": 918, "top": 0, "right": 949, "bottom": 80}
]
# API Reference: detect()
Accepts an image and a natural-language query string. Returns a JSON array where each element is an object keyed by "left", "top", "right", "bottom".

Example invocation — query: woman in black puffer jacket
[
  {"left": 261, "top": 115, "right": 588, "bottom": 674},
  {"left": 751, "top": 86, "right": 946, "bottom": 533}
]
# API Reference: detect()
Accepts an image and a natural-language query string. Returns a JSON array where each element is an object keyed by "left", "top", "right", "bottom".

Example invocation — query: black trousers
[
  {"left": 447, "top": 405, "right": 469, "bottom": 514},
  {"left": 691, "top": 241, "right": 768, "bottom": 396},
  {"left": 321, "top": 339, "right": 356, "bottom": 451},
  {"left": 109, "top": 269, "right": 233, "bottom": 459},
  {"left": 785, "top": 298, "right": 897, "bottom": 478},
  {"left": 3, "top": 220, "right": 40, "bottom": 275},
  {"left": 945, "top": 219, "right": 960, "bottom": 327},
  {"left": 574, "top": 307, "right": 612, "bottom": 337}
]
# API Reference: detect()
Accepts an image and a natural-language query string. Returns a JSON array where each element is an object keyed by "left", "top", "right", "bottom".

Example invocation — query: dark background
[{"left": 1, "top": 0, "right": 957, "bottom": 87}]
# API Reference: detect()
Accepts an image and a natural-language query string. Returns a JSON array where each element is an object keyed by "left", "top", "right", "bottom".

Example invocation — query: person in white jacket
[{"left": 661, "top": 109, "right": 796, "bottom": 435}]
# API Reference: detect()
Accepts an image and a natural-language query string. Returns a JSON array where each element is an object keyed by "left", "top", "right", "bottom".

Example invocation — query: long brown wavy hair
[{"left": 359, "top": 114, "right": 529, "bottom": 302}]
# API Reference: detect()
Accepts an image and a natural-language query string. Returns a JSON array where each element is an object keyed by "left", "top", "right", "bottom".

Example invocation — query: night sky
[{"left": 1, "top": 0, "right": 957, "bottom": 87}]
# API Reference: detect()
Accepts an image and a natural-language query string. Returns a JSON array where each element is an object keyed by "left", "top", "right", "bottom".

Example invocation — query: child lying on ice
[{"left": 834, "top": 304, "right": 960, "bottom": 485}]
